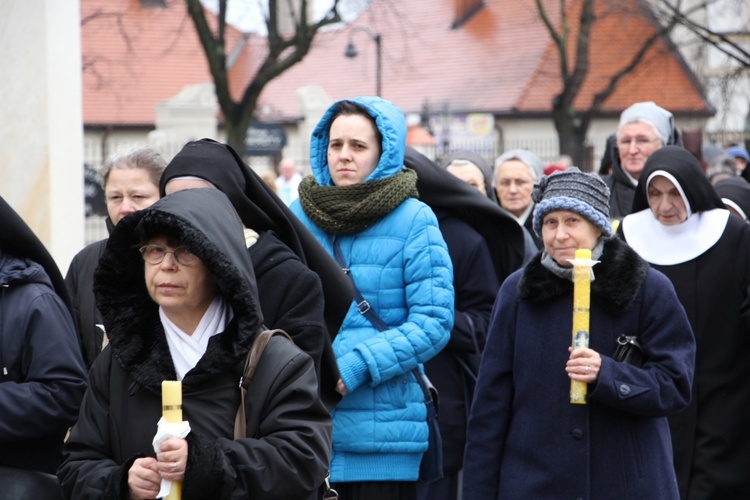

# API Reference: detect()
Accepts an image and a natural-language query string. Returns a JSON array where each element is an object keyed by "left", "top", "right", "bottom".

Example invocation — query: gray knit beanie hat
[{"left": 532, "top": 167, "right": 613, "bottom": 238}]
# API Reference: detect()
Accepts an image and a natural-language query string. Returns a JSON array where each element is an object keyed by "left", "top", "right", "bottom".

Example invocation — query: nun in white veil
[{"left": 621, "top": 145, "right": 750, "bottom": 499}]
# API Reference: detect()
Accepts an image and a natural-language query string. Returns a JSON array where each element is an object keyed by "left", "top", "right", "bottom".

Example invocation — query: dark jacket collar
[{"left": 518, "top": 237, "right": 649, "bottom": 315}]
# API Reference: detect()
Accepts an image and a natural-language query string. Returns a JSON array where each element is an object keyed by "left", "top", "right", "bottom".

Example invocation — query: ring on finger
[
  {"left": 585, "top": 365, "right": 590, "bottom": 374},
  {"left": 172, "top": 462, "right": 178, "bottom": 472}
]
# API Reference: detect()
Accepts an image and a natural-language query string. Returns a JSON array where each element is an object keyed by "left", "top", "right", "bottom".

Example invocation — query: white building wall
[{"left": 0, "top": 0, "right": 84, "bottom": 272}]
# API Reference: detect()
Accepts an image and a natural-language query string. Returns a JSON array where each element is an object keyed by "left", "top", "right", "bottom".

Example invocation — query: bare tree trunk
[{"left": 185, "top": 0, "right": 341, "bottom": 155}]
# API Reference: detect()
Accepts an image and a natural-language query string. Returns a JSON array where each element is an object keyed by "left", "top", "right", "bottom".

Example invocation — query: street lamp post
[{"left": 344, "top": 26, "right": 382, "bottom": 97}]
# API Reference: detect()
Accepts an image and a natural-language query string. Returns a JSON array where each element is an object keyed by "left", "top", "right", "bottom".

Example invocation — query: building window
[
  {"left": 140, "top": 0, "right": 167, "bottom": 8},
  {"left": 452, "top": 0, "right": 484, "bottom": 29}
]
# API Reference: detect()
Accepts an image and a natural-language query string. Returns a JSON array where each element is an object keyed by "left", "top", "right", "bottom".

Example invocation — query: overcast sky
[{"left": 200, "top": 0, "right": 367, "bottom": 33}]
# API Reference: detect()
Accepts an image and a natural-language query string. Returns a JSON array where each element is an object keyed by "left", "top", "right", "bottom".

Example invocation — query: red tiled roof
[
  {"left": 81, "top": 0, "right": 247, "bottom": 126},
  {"left": 256, "top": 0, "right": 712, "bottom": 118},
  {"left": 516, "top": 0, "right": 711, "bottom": 114},
  {"left": 82, "top": 0, "right": 712, "bottom": 127},
  {"left": 256, "top": 0, "right": 557, "bottom": 117}
]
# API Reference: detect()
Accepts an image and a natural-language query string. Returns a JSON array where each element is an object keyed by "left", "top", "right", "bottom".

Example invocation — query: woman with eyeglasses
[
  {"left": 58, "top": 188, "right": 332, "bottom": 500},
  {"left": 159, "top": 138, "right": 353, "bottom": 412}
]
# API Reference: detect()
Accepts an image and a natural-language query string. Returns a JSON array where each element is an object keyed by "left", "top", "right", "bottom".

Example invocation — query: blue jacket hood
[{"left": 309, "top": 96, "right": 407, "bottom": 186}]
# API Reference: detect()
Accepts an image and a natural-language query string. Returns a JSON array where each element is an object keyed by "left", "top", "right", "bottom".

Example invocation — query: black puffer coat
[
  {"left": 0, "top": 196, "right": 87, "bottom": 475},
  {"left": 58, "top": 189, "right": 331, "bottom": 499}
]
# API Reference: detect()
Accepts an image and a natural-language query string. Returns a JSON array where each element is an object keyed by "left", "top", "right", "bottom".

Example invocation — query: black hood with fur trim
[
  {"left": 94, "top": 189, "right": 264, "bottom": 394},
  {"left": 518, "top": 237, "right": 650, "bottom": 316}
]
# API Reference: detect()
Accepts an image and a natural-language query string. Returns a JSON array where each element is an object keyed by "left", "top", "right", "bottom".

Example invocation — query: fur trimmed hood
[
  {"left": 518, "top": 237, "right": 649, "bottom": 315},
  {"left": 94, "top": 189, "right": 264, "bottom": 393}
]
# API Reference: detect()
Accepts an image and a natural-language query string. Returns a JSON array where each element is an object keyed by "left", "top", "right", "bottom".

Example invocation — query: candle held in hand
[
  {"left": 162, "top": 380, "right": 183, "bottom": 499},
  {"left": 569, "top": 248, "right": 594, "bottom": 405},
  {"left": 162, "top": 380, "right": 183, "bottom": 423}
]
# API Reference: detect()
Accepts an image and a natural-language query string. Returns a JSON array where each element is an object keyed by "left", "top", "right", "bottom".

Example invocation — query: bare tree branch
[{"left": 185, "top": 0, "right": 342, "bottom": 152}]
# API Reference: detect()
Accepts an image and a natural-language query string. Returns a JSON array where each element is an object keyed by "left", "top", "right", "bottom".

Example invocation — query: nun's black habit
[
  {"left": 622, "top": 145, "right": 750, "bottom": 499},
  {"left": 405, "top": 147, "right": 525, "bottom": 483}
]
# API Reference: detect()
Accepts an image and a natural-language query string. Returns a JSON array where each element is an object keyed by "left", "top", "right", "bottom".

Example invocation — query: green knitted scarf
[{"left": 298, "top": 168, "right": 419, "bottom": 234}]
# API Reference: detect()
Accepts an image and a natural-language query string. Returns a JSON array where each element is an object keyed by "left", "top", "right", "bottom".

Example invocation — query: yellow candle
[
  {"left": 162, "top": 381, "right": 182, "bottom": 499},
  {"left": 570, "top": 249, "right": 592, "bottom": 405},
  {"left": 162, "top": 381, "right": 182, "bottom": 423}
]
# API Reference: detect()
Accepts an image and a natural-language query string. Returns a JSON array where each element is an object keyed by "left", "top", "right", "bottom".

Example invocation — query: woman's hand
[
  {"left": 336, "top": 378, "right": 348, "bottom": 396},
  {"left": 566, "top": 347, "right": 602, "bottom": 382},
  {"left": 156, "top": 437, "right": 189, "bottom": 483},
  {"left": 128, "top": 457, "right": 161, "bottom": 500}
]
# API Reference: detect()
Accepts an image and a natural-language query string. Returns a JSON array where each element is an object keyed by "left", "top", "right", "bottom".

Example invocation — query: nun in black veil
[
  {"left": 405, "top": 147, "right": 526, "bottom": 500},
  {"left": 159, "top": 138, "right": 353, "bottom": 409},
  {"left": 621, "top": 145, "right": 750, "bottom": 499}
]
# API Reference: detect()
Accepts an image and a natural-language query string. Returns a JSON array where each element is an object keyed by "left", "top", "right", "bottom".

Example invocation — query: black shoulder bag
[
  {"left": 328, "top": 235, "right": 444, "bottom": 483},
  {"left": 612, "top": 335, "right": 645, "bottom": 367},
  {"left": 234, "top": 329, "right": 339, "bottom": 499}
]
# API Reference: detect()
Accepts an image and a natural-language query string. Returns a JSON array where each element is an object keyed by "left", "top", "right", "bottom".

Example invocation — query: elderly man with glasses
[{"left": 602, "top": 101, "right": 681, "bottom": 224}]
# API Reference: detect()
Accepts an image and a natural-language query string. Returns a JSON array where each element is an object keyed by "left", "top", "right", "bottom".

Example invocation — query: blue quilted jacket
[{"left": 291, "top": 96, "right": 454, "bottom": 482}]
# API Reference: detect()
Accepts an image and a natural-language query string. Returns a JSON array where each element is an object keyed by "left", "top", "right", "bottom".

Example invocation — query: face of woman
[
  {"left": 542, "top": 210, "right": 603, "bottom": 267},
  {"left": 495, "top": 160, "right": 536, "bottom": 217},
  {"left": 144, "top": 236, "right": 217, "bottom": 324},
  {"left": 106, "top": 168, "right": 160, "bottom": 225},
  {"left": 447, "top": 162, "right": 487, "bottom": 196},
  {"left": 647, "top": 176, "right": 688, "bottom": 226},
  {"left": 327, "top": 114, "right": 381, "bottom": 186}
]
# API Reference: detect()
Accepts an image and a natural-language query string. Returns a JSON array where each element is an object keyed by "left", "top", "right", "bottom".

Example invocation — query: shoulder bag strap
[
  {"left": 234, "top": 329, "right": 293, "bottom": 439},
  {"left": 327, "top": 234, "right": 433, "bottom": 405}
]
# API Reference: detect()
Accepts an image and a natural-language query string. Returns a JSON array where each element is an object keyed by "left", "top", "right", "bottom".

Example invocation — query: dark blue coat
[
  {"left": 0, "top": 251, "right": 88, "bottom": 474},
  {"left": 424, "top": 211, "right": 500, "bottom": 474},
  {"left": 464, "top": 237, "right": 695, "bottom": 499}
]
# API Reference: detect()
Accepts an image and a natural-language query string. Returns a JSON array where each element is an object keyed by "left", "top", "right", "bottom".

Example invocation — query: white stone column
[
  {"left": 295, "top": 85, "right": 333, "bottom": 174},
  {"left": 0, "top": 0, "right": 84, "bottom": 273}
]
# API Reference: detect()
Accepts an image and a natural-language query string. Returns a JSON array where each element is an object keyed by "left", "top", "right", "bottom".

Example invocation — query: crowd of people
[{"left": 2, "top": 96, "right": 750, "bottom": 499}]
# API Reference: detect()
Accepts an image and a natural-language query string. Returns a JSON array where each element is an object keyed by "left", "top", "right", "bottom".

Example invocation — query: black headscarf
[
  {"left": 0, "top": 195, "right": 73, "bottom": 314},
  {"left": 405, "top": 147, "right": 525, "bottom": 283},
  {"left": 159, "top": 139, "right": 353, "bottom": 338},
  {"left": 632, "top": 145, "right": 724, "bottom": 214},
  {"left": 714, "top": 177, "right": 750, "bottom": 221}
]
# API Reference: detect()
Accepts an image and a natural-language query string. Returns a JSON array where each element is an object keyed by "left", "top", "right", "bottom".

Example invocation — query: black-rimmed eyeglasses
[{"left": 139, "top": 244, "right": 199, "bottom": 266}]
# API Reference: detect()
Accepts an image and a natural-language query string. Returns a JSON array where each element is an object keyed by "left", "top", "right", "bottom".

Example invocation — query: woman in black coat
[
  {"left": 58, "top": 189, "right": 331, "bottom": 499},
  {"left": 159, "top": 138, "right": 352, "bottom": 410},
  {"left": 621, "top": 146, "right": 750, "bottom": 499},
  {"left": 65, "top": 147, "right": 166, "bottom": 367}
]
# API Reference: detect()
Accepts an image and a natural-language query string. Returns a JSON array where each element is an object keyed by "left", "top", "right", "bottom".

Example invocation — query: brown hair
[
  {"left": 329, "top": 100, "right": 383, "bottom": 155},
  {"left": 102, "top": 147, "right": 167, "bottom": 188}
]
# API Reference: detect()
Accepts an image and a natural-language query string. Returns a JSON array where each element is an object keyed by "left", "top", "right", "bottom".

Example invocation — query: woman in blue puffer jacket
[{"left": 291, "top": 96, "right": 454, "bottom": 500}]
